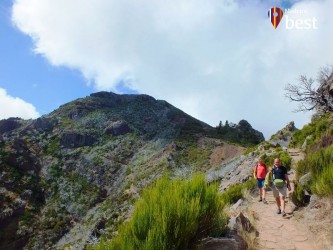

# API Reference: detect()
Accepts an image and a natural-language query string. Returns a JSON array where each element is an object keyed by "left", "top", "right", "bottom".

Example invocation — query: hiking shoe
[
  {"left": 263, "top": 198, "right": 268, "bottom": 204},
  {"left": 276, "top": 208, "right": 281, "bottom": 214},
  {"left": 258, "top": 197, "right": 262, "bottom": 202},
  {"left": 282, "top": 211, "right": 286, "bottom": 217}
]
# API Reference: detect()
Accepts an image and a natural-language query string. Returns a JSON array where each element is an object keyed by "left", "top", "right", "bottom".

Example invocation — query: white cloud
[
  {"left": 0, "top": 88, "right": 40, "bottom": 120},
  {"left": 11, "top": 0, "right": 333, "bottom": 138}
]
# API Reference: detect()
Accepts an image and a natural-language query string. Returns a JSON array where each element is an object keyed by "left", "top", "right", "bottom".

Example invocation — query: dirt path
[{"left": 249, "top": 149, "right": 318, "bottom": 250}]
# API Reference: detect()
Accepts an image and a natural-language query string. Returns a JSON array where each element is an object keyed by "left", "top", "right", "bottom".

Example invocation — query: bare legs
[
  {"left": 275, "top": 195, "right": 285, "bottom": 211},
  {"left": 280, "top": 196, "right": 285, "bottom": 212},
  {"left": 275, "top": 196, "right": 280, "bottom": 208},
  {"left": 261, "top": 187, "right": 266, "bottom": 200}
]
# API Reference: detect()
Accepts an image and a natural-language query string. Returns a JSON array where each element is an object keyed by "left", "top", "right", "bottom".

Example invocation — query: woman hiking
[{"left": 254, "top": 158, "right": 268, "bottom": 204}]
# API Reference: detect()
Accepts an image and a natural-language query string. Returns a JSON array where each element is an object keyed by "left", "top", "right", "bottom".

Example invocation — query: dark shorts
[{"left": 257, "top": 178, "right": 265, "bottom": 188}]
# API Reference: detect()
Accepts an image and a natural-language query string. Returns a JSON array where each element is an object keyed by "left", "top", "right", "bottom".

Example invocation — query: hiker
[
  {"left": 253, "top": 158, "right": 268, "bottom": 204},
  {"left": 271, "top": 158, "right": 291, "bottom": 217}
]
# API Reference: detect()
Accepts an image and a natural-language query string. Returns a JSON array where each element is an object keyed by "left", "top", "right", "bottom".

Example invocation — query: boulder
[
  {"left": 92, "top": 218, "right": 106, "bottom": 238},
  {"left": 299, "top": 173, "right": 311, "bottom": 187},
  {"left": 228, "top": 212, "right": 255, "bottom": 233},
  {"left": 231, "top": 199, "right": 243, "bottom": 211},
  {"left": 235, "top": 212, "right": 254, "bottom": 232},
  {"left": 286, "top": 121, "right": 296, "bottom": 132},
  {"left": 301, "top": 135, "right": 312, "bottom": 151},
  {"left": 60, "top": 131, "right": 98, "bottom": 148},
  {"left": 104, "top": 121, "right": 131, "bottom": 136},
  {"left": 201, "top": 234, "right": 247, "bottom": 250},
  {"left": 309, "top": 194, "right": 319, "bottom": 207},
  {"left": 20, "top": 117, "right": 57, "bottom": 135},
  {"left": 30, "top": 117, "right": 56, "bottom": 131}
]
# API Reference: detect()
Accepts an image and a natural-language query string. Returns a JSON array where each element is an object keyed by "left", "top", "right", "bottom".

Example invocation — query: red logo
[{"left": 268, "top": 7, "right": 284, "bottom": 29}]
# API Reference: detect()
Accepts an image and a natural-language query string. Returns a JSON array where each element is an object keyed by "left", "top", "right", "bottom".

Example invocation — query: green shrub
[
  {"left": 243, "top": 145, "right": 259, "bottom": 155},
  {"left": 261, "top": 151, "right": 292, "bottom": 170},
  {"left": 275, "top": 146, "right": 283, "bottom": 152},
  {"left": 307, "top": 146, "right": 333, "bottom": 176},
  {"left": 92, "top": 175, "right": 227, "bottom": 250},
  {"left": 243, "top": 177, "right": 257, "bottom": 191},
  {"left": 46, "top": 136, "right": 60, "bottom": 156},
  {"left": 295, "top": 159, "right": 309, "bottom": 181},
  {"left": 20, "top": 211, "right": 34, "bottom": 224},
  {"left": 290, "top": 113, "right": 332, "bottom": 148},
  {"left": 279, "top": 151, "right": 292, "bottom": 170},
  {"left": 295, "top": 144, "right": 333, "bottom": 196},
  {"left": 291, "top": 113, "right": 333, "bottom": 197},
  {"left": 221, "top": 184, "right": 243, "bottom": 205},
  {"left": 291, "top": 182, "right": 306, "bottom": 206},
  {"left": 173, "top": 146, "right": 210, "bottom": 170},
  {"left": 220, "top": 178, "right": 256, "bottom": 205},
  {"left": 311, "top": 163, "right": 333, "bottom": 196}
]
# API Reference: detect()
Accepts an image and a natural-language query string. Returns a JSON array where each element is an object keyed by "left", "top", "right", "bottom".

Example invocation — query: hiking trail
[{"left": 248, "top": 149, "right": 318, "bottom": 250}]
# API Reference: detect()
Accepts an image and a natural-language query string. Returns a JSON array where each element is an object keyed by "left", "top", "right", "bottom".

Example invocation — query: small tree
[
  {"left": 217, "top": 120, "right": 222, "bottom": 132},
  {"left": 285, "top": 65, "right": 333, "bottom": 113}
]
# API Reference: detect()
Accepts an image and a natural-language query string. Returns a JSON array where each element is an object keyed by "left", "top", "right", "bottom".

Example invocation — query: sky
[{"left": 1, "top": 0, "right": 333, "bottom": 138}]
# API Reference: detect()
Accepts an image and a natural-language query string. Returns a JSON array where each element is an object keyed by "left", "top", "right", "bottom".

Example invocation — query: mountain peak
[{"left": 269, "top": 121, "right": 298, "bottom": 148}]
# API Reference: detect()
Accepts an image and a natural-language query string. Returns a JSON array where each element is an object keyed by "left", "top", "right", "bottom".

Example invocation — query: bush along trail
[{"left": 247, "top": 149, "right": 318, "bottom": 250}]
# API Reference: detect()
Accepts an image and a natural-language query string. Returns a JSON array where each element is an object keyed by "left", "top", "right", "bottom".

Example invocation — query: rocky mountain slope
[
  {"left": 221, "top": 113, "right": 333, "bottom": 250},
  {"left": 0, "top": 92, "right": 264, "bottom": 249}
]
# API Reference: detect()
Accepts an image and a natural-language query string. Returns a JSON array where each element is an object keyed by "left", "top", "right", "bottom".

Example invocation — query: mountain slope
[{"left": 0, "top": 92, "right": 264, "bottom": 249}]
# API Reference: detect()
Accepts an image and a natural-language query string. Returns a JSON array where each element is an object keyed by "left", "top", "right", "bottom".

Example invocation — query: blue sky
[
  {"left": 1, "top": 0, "right": 333, "bottom": 138},
  {"left": 0, "top": 0, "right": 92, "bottom": 116}
]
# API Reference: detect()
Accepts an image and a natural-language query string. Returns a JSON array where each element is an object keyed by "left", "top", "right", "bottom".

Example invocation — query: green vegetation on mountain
[
  {"left": 297, "top": 144, "right": 333, "bottom": 196},
  {"left": 261, "top": 149, "right": 292, "bottom": 170},
  {"left": 289, "top": 113, "right": 333, "bottom": 149},
  {"left": 0, "top": 92, "right": 264, "bottom": 249},
  {"left": 219, "top": 178, "right": 256, "bottom": 205},
  {"left": 92, "top": 175, "right": 227, "bottom": 250},
  {"left": 291, "top": 113, "right": 333, "bottom": 204},
  {"left": 283, "top": 66, "right": 333, "bottom": 205},
  {"left": 216, "top": 119, "right": 264, "bottom": 147}
]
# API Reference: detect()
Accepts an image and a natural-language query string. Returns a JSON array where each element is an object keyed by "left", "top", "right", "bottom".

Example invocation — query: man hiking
[
  {"left": 253, "top": 158, "right": 268, "bottom": 204},
  {"left": 271, "top": 158, "right": 291, "bottom": 217}
]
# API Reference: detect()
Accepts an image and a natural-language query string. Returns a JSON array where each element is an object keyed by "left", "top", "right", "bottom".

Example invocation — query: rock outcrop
[
  {"left": 60, "top": 131, "right": 98, "bottom": 148},
  {"left": 0, "top": 118, "right": 22, "bottom": 134},
  {"left": 269, "top": 121, "right": 297, "bottom": 148},
  {"left": 104, "top": 121, "right": 131, "bottom": 136}
]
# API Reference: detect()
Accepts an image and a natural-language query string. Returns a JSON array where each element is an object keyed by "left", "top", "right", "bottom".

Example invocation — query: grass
[
  {"left": 173, "top": 145, "right": 211, "bottom": 170},
  {"left": 312, "top": 163, "right": 333, "bottom": 196},
  {"left": 243, "top": 143, "right": 261, "bottom": 155},
  {"left": 295, "top": 144, "right": 333, "bottom": 197},
  {"left": 289, "top": 113, "right": 332, "bottom": 149},
  {"left": 291, "top": 182, "right": 307, "bottom": 206},
  {"left": 220, "top": 178, "right": 257, "bottom": 205},
  {"left": 90, "top": 175, "right": 228, "bottom": 250}
]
